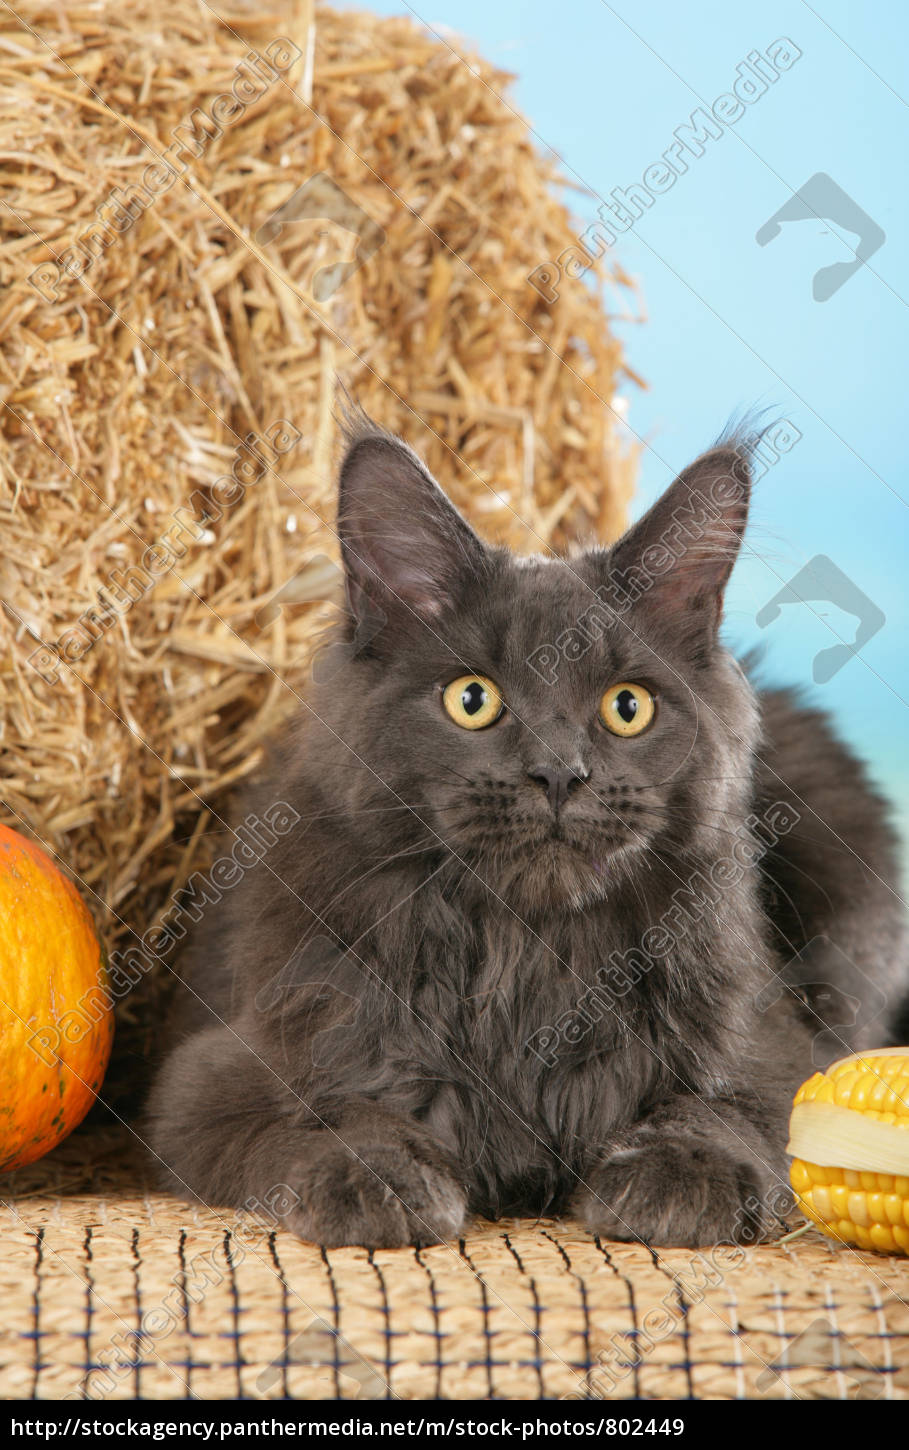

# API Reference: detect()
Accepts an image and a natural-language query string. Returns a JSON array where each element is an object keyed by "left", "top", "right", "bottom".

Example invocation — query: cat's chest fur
[{"left": 401, "top": 910, "right": 678, "bottom": 1215}]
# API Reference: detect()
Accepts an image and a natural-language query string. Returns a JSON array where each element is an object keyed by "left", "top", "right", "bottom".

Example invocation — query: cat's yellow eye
[
  {"left": 598, "top": 682, "right": 655, "bottom": 737},
  {"left": 442, "top": 675, "right": 503, "bottom": 730}
]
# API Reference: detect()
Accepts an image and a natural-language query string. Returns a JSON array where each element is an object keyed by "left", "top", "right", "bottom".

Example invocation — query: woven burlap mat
[{"left": 1, "top": 1127, "right": 907, "bottom": 1401}]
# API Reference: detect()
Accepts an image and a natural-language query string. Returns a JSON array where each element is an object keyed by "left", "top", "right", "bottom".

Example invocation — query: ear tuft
[
  {"left": 333, "top": 387, "right": 385, "bottom": 454},
  {"left": 601, "top": 434, "right": 754, "bottom": 635}
]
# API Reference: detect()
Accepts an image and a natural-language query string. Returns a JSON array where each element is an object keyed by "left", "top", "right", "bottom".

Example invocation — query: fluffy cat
[{"left": 147, "top": 413, "right": 907, "bottom": 1248}]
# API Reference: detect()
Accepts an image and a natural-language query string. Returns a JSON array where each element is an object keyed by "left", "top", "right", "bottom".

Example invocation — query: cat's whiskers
[
  {"left": 339, "top": 852, "right": 464, "bottom": 964},
  {"left": 625, "top": 775, "right": 753, "bottom": 790},
  {"left": 622, "top": 792, "right": 864, "bottom": 860},
  {"left": 272, "top": 848, "right": 466, "bottom": 1064},
  {"left": 761, "top": 849, "right": 836, "bottom": 912},
  {"left": 759, "top": 832, "right": 860, "bottom": 859},
  {"left": 623, "top": 807, "right": 752, "bottom": 842},
  {"left": 301, "top": 802, "right": 467, "bottom": 822},
  {"left": 309, "top": 835, "right": 446, "bottom": 927},
  {"left": 609, "top": 800, "right": 819, "bottom": 950},
  {"left": 165, "top": 801, "right": 470, "bottom": 848},
  {"left": 617, "top": 795, "right": 755, "bottom": 831},
  {"left": 757, "top": 867, "right": 814, "bottom": 948},
  {"left": 624, "top": 803, "right": 859, "bottom": 926},
  {"left": 433, "top": 763, "right": 475, "bottom": 787}
]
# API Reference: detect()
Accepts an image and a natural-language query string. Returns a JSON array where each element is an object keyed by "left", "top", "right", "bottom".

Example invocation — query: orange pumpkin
[{"left": 0, "top": 825, "right": 113, "bottom": 1171}]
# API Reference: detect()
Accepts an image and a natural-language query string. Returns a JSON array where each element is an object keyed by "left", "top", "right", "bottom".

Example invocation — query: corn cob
[{"left": 787, "top": 1048, "right": 909, "bottom": 1255}]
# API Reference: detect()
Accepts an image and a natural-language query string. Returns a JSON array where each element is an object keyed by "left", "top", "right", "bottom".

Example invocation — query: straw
[
  {"left": 0, "top": 0, "right": 636, "bottom": 1093},
  {"left": 2, "top": 1127, "right": 907, "bottom": 1401}
]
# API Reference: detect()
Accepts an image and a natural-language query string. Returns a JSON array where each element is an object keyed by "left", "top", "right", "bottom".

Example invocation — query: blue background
[{"left": 345, "top": 0, "right": 909, "bottom": 876}]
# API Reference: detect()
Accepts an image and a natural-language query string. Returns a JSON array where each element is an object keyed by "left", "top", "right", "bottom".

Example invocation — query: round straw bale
[{"left": 0, "top": 1, "right": 636, "bottom": 1093}]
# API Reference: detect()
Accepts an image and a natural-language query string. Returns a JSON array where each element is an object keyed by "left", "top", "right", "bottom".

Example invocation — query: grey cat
[{"left": 146, "top": 413, "right": 907, "bottom": 1248}]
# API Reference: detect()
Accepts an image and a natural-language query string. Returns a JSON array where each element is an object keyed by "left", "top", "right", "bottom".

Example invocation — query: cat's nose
[{"left": 527, "top": 763, "right": 590, "bottom": 813}]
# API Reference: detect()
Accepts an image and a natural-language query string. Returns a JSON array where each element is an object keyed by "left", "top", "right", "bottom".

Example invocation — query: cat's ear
[
  {"left": 602, "top": 439, "right": 751, "bottom": 634},
  {"left": 337, "top": 422, "right": 488, "bottom": 623}
]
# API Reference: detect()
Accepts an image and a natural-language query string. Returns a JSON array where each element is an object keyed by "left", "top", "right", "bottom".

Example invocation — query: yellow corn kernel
[{"left": 788, "top": 1049, "right": 909, "bottom": 1256}]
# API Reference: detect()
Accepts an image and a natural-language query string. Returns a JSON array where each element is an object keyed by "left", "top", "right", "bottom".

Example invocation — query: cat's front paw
[
  {"left": 286, "top": 1135, "right": 467, "bottom": 1249},
  {"left": 574, "top": 1140, "right": 780, "bottom": 1248}
]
